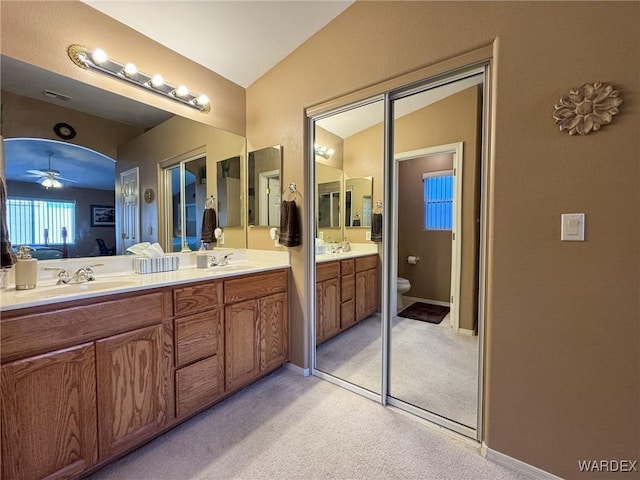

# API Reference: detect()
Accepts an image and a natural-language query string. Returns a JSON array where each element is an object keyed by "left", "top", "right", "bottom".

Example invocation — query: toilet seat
[{"left": 397, "top": 277, "right": 410, "bottom": 288}]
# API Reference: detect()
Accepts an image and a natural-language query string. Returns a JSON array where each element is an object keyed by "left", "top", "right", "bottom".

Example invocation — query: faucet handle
[{"left": 44, "top": 267, "right": 70, "bottom": 284}]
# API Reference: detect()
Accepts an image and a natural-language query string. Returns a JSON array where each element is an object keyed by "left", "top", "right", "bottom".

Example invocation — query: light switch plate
[
  {"left": 366, "top": 231, "right": 372, "bottom": 241},
  {"left": 561, "top": 213, "right": 585, "bottom": 241}
]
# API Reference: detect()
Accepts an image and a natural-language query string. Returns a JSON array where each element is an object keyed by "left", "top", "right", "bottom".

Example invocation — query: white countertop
[
  {"left": 314, "top": 243, "right": 379, "bottom": 263},
  {"left": 0, "top": 249, "right": 289, "bottom": 312}
]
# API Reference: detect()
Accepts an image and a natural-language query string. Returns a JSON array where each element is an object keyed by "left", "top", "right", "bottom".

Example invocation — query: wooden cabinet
[
  {"left": 224, "top": 270, "right": 288, "bottom": 392},
  {"left": 316, "top": 255, "right": 377, "bottom": 344},
  {"left": 96, "top": 324, "right": 172, "bottom": 459},
  {"left": 1, "top": 343, "right": 97, "bottom": 480},
  {"left": 356, "top": 255, "right": 378, "bottom": 322},
  {"left": 0, "top": 267, "right": 289, "bottom": 480}
]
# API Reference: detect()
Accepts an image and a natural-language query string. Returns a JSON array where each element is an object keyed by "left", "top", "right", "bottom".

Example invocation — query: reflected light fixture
[
  {"left": 41, "top": 177, "right": 63, "bottom": 189},
  {"left": 67, "top": 44, "right": 211, "bottom": 113},
  {"left": 314, "top": 143, "right": 334, "bottom": 159}
]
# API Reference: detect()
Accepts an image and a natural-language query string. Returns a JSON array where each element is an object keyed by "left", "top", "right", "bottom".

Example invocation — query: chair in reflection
[{"left": 96, "top": 238, "right": 116, "bottom": 256}]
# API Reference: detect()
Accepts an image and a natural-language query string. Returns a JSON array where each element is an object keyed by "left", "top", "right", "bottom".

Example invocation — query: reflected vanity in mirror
[
  {"left": 247, "top": 145, "right": 282, "bottom": 227},
  {"left": 316, "top": 163, "right": 343, "bottom": 240}
]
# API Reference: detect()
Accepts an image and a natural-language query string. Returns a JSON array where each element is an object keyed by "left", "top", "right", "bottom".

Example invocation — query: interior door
[{"left": 119, "top": 167, "right": 139, "bottom": 254}]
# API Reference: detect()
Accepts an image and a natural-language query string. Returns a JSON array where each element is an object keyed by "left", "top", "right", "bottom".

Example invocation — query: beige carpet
[{"left": 87, "top": 369, "right": 526, "bottom": 480}]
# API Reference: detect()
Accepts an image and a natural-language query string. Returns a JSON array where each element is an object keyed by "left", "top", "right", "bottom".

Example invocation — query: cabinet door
[
  {"left": 1, "top": 343, "right": 97, "bottom": 480},
  {"left": 366, "top": 268, "right": 378, "bottom": 316},
  {"left": 260, "top": 292, "right": 288, "bottom": 372},
  {"left": 320, "top": 278, "right": 341, "bottom": 342},
  {"left": 96, "top": 324, "right": 171, "bottom": 459},
  {"left": 355, "top": 271, "right": 368, "bottom": 322},
  {"left": 225, "top": 299, "right": 260, "bottom": 391},
  {"left": 315, "top": 283, "right": 323, "bottom": 343}
]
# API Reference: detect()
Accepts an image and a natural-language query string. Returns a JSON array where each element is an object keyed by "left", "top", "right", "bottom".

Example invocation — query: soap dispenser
[
  {"left": 15, "top": 246, "right": 37, "bottom": 290},
  {"left": 342, "top": 237, "right": 351, "bottom": 252},
  {"left": 197, "top": 241, "right": 209, "bottom": 269}
]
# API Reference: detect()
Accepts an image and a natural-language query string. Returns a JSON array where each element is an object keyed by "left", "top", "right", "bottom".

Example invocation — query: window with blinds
[
  {"left": 7, "top": 197, "right": 76, "bottom": 245},
  {"left": 423, "top": 171, "right": 453, "bottom": 231}
]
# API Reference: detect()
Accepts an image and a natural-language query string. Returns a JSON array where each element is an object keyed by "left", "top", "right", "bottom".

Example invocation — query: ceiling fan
[{"left": 27, "top": 150, "right": 78, "bottom": 188}]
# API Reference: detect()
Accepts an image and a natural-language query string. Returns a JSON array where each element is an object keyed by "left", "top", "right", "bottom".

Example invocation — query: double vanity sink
[{"left": 1, "top": 249, "right": 290, "bottom": 311}]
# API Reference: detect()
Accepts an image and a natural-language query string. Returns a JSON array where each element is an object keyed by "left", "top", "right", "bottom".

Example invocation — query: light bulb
[
  {"left": 150, "top": 74, "right": 164, "bottom": 88},
  {"left": 327, "top": 149, "right": 335, "bottom": 156},
  {"left": 196, "top": 94, "right": 209, "bottom": 106},
  {"left": 41, "top": 177, "right": 53, "bottom": 188},
  {"left": 175, "top": 85, "right": 189, "bottom": 97},
  {"left": 123, "top": 63, "right": 137, "bottom": 76},
  {"left": 91, "top": 48, "right": 108, "bottom": 64},
  {"left": 314, "top": 143, "right": 319, "bottom": 149}
]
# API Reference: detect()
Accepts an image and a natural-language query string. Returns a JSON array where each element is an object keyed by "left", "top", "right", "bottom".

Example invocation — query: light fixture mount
[{"left": 67, "top": 44, "right": 210, "bottom": 114}]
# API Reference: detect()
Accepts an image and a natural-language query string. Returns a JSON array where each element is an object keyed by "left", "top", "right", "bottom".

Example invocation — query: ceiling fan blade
[
  {"left": 27, "top": 169, "right": 48, "bottom": 176},
  {"left": 57, "top": 176, "right": 79, "bottom": 183}
]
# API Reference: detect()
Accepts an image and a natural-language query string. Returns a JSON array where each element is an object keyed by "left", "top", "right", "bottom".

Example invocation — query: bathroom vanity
[
  {"left": 315, "top": 252, "right": 378, "bottom": 345},
  {"left": 0, "top": 253, "right": 289, "bottom": 480}
]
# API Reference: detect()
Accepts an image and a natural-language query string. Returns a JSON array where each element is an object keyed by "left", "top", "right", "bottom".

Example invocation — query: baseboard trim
[
  {"left": 458, "top": 328, "right": 476, "bottom": 336},
  {"left": 403, "top": 295, "right": 450, "bottom": 307},
  {"left": 284, "top": 362, "right": 310, "bottom": 377},
  {"left": 482, "top": 444, "right": 564, "bottom": 480}
]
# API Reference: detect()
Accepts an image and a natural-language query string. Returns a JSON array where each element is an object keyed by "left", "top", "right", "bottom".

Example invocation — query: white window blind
[
  {"left": 423, "top": 170, "right": 453, "bottom": 231},
  {"left": 7, "top": 197, "right": 76, "bottom": 245}
]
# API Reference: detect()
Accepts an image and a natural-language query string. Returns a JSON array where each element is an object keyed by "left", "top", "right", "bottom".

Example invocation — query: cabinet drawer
[
  {"left": 1, "top": 292, "right": 166, "bottom": 363},
  {"left": 174, "top": 281, "right": 223, "bottom": 317},
  {"left": 224, "top": 270, "right": 287, "bottom": 304},
  {"left": 355, "top": 255, "right": 378, "bottom": 272},
  {"left": 342, "top": 274, "right": 354, "bottom": 302},
  {"left": 316, "top": 261, "right": 340, "bottom": 282},
  {"left": 175, "top": 308, "right": 223, "bottom": 368},
  {"left": 176, "top": 355, "right": 224, "bottom": 418},
  {"left": 341, "top": 259, "right": 355, "bottom": 276}
]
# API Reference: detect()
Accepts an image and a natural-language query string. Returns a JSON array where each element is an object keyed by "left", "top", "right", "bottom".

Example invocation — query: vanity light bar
[
  {"left": 314, "top": 143, "right": 334, "bottom": 159},
  {"left": 67, "top": 44, "right": 210, "bottom": 113}
]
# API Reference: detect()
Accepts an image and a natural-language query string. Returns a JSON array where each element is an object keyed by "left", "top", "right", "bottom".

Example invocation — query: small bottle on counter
[
  {"left": 15, "top": 246, "right": 37, "bottom": 290},
  {"left": 197, "top": 242, "right": 209, "bottom": 269},
  {"left": 342, "top": 237, "right": 351, "bottom": 252}
]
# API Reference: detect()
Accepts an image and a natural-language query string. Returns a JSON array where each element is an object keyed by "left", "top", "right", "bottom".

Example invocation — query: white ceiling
[{"left": 82, "top": 0, "right": 354, "bottom": 88}]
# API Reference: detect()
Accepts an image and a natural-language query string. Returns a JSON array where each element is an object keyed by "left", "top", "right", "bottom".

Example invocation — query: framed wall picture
[{"left": 91, "top": 205, "right": 116, "bottom": 227}]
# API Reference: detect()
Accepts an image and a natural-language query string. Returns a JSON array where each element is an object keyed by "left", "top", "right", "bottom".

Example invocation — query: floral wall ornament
[{"left": 553, "top": 82, "right": 622, "bottom": 135}]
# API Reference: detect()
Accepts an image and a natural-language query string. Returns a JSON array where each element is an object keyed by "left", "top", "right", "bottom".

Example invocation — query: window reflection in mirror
[
  {"left": 316, "top": 163, "right": 343, "bottom": 240},
  {"left": 345, "top": 176, "right": 373, "bottom": 227},
  {"left": 248, "top": 146, "right": 282, "bottom": 227}
]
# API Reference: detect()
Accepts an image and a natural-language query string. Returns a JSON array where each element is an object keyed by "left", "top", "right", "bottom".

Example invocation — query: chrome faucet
[
  {"left": 44, "top": 267, "right": 70, "bottom": 285},
  {"left": 210, "top": 252, "right": 233, "bottom": 267},
  {"left": 70, "top": 264, "right": 103, "bottom": 283},
  {"left": 44, "top": 263, "right": 103, "bottom": 284}
]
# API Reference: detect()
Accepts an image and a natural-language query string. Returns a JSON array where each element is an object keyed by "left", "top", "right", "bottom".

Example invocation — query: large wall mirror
[
  {"left": 247, "top": 145, "right": 282, "bottom": 227},
  {"left": 1, "top": 54, "right": 247, "bottom": 257},
  {"left": 345, "top": 176, "right": 372, "bottom": 228}
]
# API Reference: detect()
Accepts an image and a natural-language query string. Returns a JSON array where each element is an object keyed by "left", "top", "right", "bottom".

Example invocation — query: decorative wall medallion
[
  {"left": 553, "top": 82, "right": 622, "bottom": 135},
  {"left": 53, "top": 122, "right": 76, "bottom": 140},
  {"left": 143, "top": 188, "right": 155, "bottom": 204}
]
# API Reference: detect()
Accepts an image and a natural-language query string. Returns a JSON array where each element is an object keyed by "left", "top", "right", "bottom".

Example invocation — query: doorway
[{"left": 309, "top": 64, "right": 489, "bottom": 441}]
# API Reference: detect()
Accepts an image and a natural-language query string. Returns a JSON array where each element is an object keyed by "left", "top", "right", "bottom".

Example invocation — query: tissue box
[{"left": 133, "top": 256, "right": 179, "bottom": 274}]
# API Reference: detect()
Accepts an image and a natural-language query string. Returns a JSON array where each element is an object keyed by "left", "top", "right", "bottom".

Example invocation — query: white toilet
[{"left": 397, "top": 277, "right": 411, "bottom": 313}]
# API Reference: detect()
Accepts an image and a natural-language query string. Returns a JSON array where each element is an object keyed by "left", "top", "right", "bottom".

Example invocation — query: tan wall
[
  {"left": 0, "top": 90, "right": 142, "bottom": 158},
  {"left": 1, "top": 1, "right": 245, "bottom": 137},
  {"left": 247, "top": 2, "right": 639, "bottom": 478},
  {"left": 118, "top": 115, "right": 246, "bottom": 250},
  {"left": 398, "top": 154, "right": 454, "bottom": 305}
]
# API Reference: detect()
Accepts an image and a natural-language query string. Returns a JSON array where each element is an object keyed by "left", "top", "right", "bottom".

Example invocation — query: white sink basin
[{"left": 15, "top": 278, "right": 142, "bottom": 299}]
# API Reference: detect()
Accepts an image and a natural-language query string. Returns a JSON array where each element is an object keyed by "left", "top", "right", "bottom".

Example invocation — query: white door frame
[
  {"left": 119, "top": 167, "right": 139, "bottom": 255},
  {"left": 394, "top": 142, "right": 463, "bottom": 332}
]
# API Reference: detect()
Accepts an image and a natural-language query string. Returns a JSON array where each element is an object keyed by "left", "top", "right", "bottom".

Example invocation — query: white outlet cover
[{"left": 561, "top": 213, "right": 585, "bottom": 241}]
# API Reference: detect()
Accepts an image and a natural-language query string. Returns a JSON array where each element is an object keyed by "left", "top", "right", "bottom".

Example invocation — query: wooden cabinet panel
[
  {"left": 341, "top": 258, "right": 355, "bottom": 276},
  {"left": 1, "top": 291, "right": 166, "bottom": 363},
  {"left": 356, "top": 255, "right": 377, "bottom": 272},
  {"left": 174, "top": 281, "right": 223, "bottom": 317},
  {"left": 176, "top": 355, "right": 224, "bottom": 418},
  {"left": 355, "top": 270, "right": 368, "bottom": 322},
  {"left": 1, "top": 343, "right": 97, "bottom": 480},
  {"left": 175, "top": 308, "right": 223, "bottom": 368},
  {"left": 341, "top": 299, "right": 356, "bottom": 329},
  {"left": 260, "top": 292, "right": 288, "bottom": 372},
  {"left": 225, "top": 300, "right": 260, "bottom": 391},
  {"left": 224, "top": 270, "right": 287, "bottom": 304},
  {"left": 366, "top": 268, "right": 378, "bottom": 316},
  {"left": 318, "top": 277, "right": 341, "bottom": 343},
  {"left": 342, "top": 274, "right": 354, "bottom": 302},
  {"left": 316, "top": 261, "right": 340, "bottom": 282},
  {"left": 96, "top": 324, "right": 171, "bottom": 459}
]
